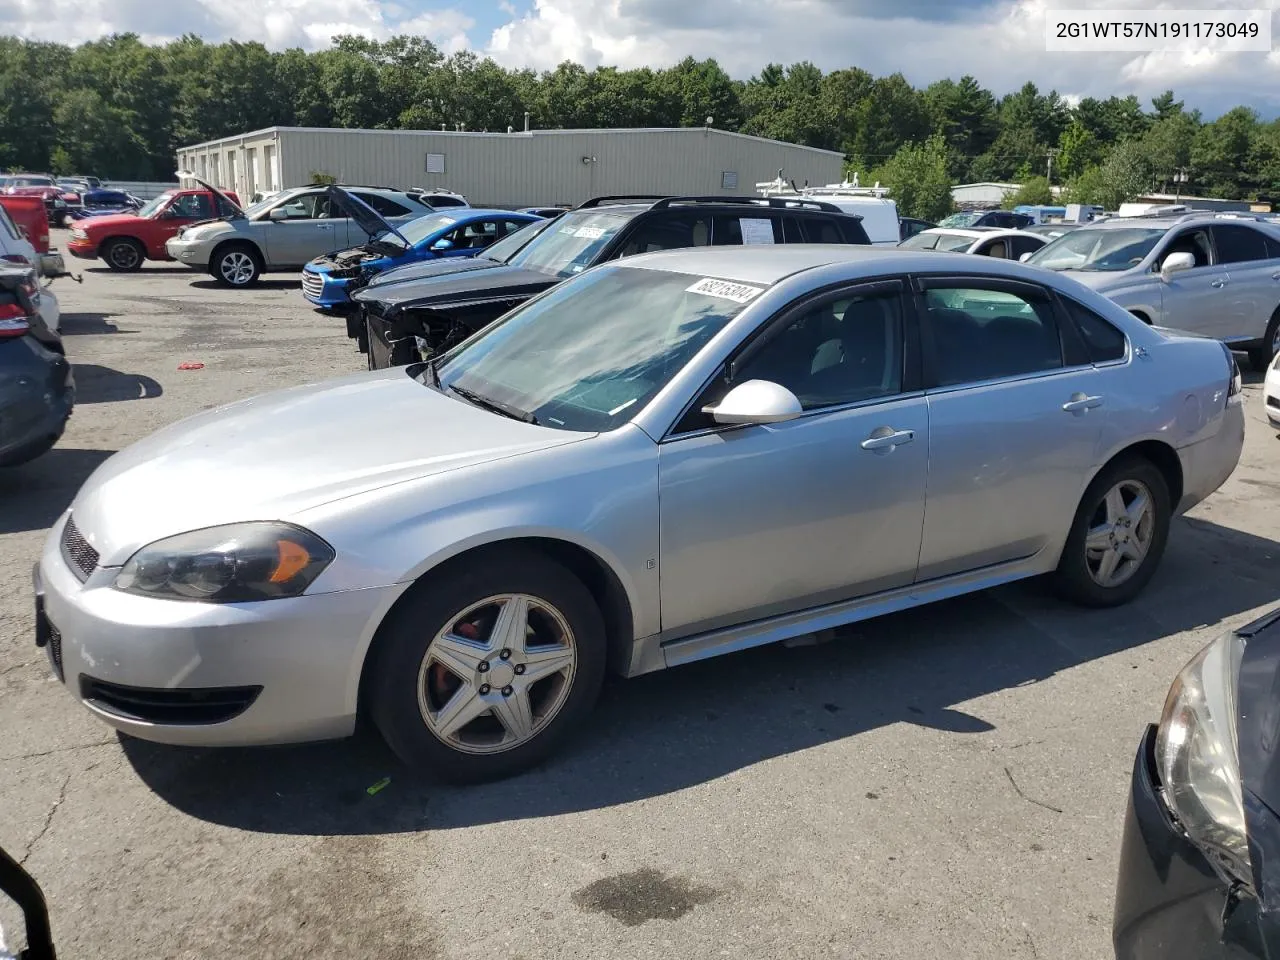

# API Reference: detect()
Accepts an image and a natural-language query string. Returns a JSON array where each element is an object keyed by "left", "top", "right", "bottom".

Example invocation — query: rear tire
[
  {"left": 1052, "top": 456, "right": 1171, "bottom": 608},
  {"left": 102, "top": 238, "right": 144, "bottom": 272},
  {"left": 211, "top": 244, "right": 261, "bottom": 288},
  {"left": 1247, "top": 309, "right": 1280, "bottom": 372},
  {"left": 367, "top": 548, "right": 606, "bottom": 783}
]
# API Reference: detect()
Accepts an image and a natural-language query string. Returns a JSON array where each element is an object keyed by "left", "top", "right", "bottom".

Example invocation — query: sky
[{"left": 2, "top": 0, "right": 1278, "bottom": 117}]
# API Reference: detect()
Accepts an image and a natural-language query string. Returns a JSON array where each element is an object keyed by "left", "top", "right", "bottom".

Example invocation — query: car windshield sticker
[
  {"left": 740, "top": 218, "right": 775, "bottom": 244},
  {"left": 559, "top": 225, "right": 606, "bottom": 240},
  {"left": 686, "top": 277, "right": 765, "bottom": 303}
]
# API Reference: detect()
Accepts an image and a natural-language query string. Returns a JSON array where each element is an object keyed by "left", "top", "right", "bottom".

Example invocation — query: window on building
[{"left": 426, "top": 153, "right": 446, "bottom": 174}]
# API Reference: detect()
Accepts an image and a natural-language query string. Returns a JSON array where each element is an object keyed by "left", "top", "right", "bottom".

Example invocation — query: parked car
[
  {"left": 0, "top": 196, "right": 48, "bottom": 256},
  {"left": 1265, "top": 350, "right": 1280, "bottom": 431},
  {"left": 301, "top": 193, "right": 541, "bottom": 309},
  {"left": 1, "top": 174, "right": 67, "bottom": 227},
  {"left": 66, "top": 194, "right": 144, "bottom": 223},
  {"left": 0, "top": 201, "right": 60, "bottom": 333},
  {"left": 35, "top": 247, "right": 1243, "bottom": 780},
  {"left": 355, "top": 194, "right": 872, "bottom": 369},
  {"left": 1113, "top": 608, "right": 1280, "bottom": 959},
  {"left": 165, "top": 180, "right": 435, "bottom": 287},
  {"left": 899, "top": 227, "right": 1048, "bottom": 260},
  {"left": 939, "top": 210, "right": 1035, "bottom": 230},
  {"left": 410, "top": 188, "right": 469, "bottom": 209},
  {"left": 899, "top": 217, "right": 936, "bottom": 241},
  {"left": 66, "top": 185, "right": 242, "bottom": 272},
  {"left": 0, "top": 264, "right": 72, "bottom": 467},
  {"left": 519, "top": 207, "right": 570, "bottom": 219},
  {"left": 1026, "top": 212, "right": 1280, "bottom": 369}
]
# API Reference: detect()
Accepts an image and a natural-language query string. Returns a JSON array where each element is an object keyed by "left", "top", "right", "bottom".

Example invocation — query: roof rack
[
  {"left": 756, "top": 173, "right": 890, "bottom": 199},
  {"left": 577, "top": 195, "right": 669, "bottom": 208},
  {"left": 648, "top": 195, "right": 845, "bottom": 213}
]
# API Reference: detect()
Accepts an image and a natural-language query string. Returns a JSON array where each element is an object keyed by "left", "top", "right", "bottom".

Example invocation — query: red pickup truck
[
  {"left": 0, "top": 196, "right": 50, "bottom": 254},
  {"left": 66, "top": 186, "right": 241, "bottom": 271}
]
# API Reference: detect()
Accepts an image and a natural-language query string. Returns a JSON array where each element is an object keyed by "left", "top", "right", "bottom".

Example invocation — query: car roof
[
  {"left": 1084, "top": 212, "right": 1280, "bottom": 231},
  {"left": 615, "top": 244, "right": 1056, "bottom": 286}
]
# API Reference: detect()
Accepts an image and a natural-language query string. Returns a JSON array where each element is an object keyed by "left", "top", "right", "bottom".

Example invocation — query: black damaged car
[
  {"left": 0, "top": 265, "right": 72, "bottom": 467},
  {"left": 351, "top": 194, "right": 871, "bottom": 370},
  {"left": 1114, "top": 606, "right": 1280, "bottom": 959}
]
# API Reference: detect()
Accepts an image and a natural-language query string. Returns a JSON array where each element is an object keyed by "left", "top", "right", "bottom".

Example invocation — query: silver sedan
[{"left": 35, "top": 247, "right": 1246, "bottom": 781}]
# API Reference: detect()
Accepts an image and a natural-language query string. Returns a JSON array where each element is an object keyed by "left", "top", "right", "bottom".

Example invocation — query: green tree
[
  {"left": 871, "top": 134, "right": 953, "bottom": 221},
  {"left": 851, "top": 73, "right": 932, "bottom": 164},
  {"left": 924, "top": 75, "right": 998, "bottom": 178},
  {"left": 1057, "top": 119, "right": 1104, "bottom": 180},
  {"left": 1067, "top": 140, "right": 1152, "bottom": 208},
  {"left": 1004, "top": 176, "right": 1053, "bottom": 206},
  {"left": 659, "top": 57, "right": 743, "bottom": 129},
  {"left": 1192, "top": 106, "right": 1259, "bottom": 198}
]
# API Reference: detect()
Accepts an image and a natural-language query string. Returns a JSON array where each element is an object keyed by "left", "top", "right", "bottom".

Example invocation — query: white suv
[{"left": 1027, "top": 212, "right": 1280, "bottom": 369}]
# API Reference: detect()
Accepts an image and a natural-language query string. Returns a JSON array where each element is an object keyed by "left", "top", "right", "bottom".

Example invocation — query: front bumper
[
  {"left": 301, "top": 269, "right": 355, "bottom": 307},
  {"left": 1113, "top": 726, "right": 1270, "bottom": 959},
  {"left": 1264, "top": 362, "right": 1280, "bottom": 430},
  {"left": 36, "top": 513, "right": 405, "bottom": 747},
  {"left": 65, "top": 239, "right": 98, "bottom": 260},
  {"left": 164, "top": 237, "right": 211, "bottom": 268}
]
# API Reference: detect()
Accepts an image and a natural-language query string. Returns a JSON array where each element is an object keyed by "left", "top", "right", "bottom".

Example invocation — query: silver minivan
[{"left": 1027, "top": 212, "right": 1280, "bottom": 369}]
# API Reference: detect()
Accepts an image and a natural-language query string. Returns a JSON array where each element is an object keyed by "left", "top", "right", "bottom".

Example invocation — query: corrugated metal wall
[{"left": 272, "top": 128, "right": 843, "bottom": 207}]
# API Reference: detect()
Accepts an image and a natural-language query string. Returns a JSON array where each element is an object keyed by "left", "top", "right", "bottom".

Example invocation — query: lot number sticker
[
  {"left": 686, "top": 277, "right": 765, "bottom": 303},
  {"left": 740, "top": 218, "right": 775, "bottom": 244}
]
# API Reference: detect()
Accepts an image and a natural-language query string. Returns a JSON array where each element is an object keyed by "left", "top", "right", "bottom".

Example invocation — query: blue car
[{"left": 302, "top": 190, "right": 542, "bottom": 309}]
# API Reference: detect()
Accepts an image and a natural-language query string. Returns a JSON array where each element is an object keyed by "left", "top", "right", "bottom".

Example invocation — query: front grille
[
  {"left": 60, "top": 515, "right": 99, "bottom": 581},
  {"left": 79, "top": 677, "right": 263, "bottom": 725},
  {"left": 1268, "top": 394, "right": 1280, "bottom": 411},
  {"left": 47, "top": 621, "right": 63, "bottom": 682},
  {"left": 301, "top": 271, "right": 325, "bottom": 299}
]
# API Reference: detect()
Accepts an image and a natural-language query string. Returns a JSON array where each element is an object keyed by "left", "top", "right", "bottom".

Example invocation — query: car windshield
[
  {"left": 11, "top": 176, "right": 55, "bottom": 188},
  {"left": 138, "top": 194, "right": 172, "bottom": 218},
  {"left": 434, "top": 265, "right": 759, "bottom": 432},
  {"left": 1027, "top": 227, "right": 1165, "bottom": 272},
  {"left": 482, "top": 218, "right": 553, "bottom": 262},
  {"left": 242, "top": 193, "right": 284, "bottom": 219},
  {"left": 506, "top": 212, "right": 632, "bottom": 278},
  {"left": 395, "top": 213, "right": 457, "bottom": 247},
  {"left": 938, "top": 212, "right": 983, "bottom": 228}
]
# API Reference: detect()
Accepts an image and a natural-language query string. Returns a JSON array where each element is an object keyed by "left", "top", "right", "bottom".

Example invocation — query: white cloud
[{"left": 484, "top": 0, "right": 1280, "bottom": 115}]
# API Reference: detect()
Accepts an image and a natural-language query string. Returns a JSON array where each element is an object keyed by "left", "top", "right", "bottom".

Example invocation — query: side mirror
[
  {"left": 268, "top": 207, "right": 290, "bottom": 222},
  {"left": 431, "top": 238, "right": 454, "bottom": 251},
  {"left": 703, "top": 379, "right": 803, "bottom": 425},
  {"left": 1160, "top": 251, "right": 1196, "bottom": 281},
  {"left": 1018, "top": 251, "right": 1033, "bottom": 263}
]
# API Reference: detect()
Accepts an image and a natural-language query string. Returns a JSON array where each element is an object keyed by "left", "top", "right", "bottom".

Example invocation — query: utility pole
[
  {"left": 1173, "top": 168, "right": 1189, "bottom": 202},
  {"left": 1046, "top": 147, "right": 1061, "bottom": 184}
]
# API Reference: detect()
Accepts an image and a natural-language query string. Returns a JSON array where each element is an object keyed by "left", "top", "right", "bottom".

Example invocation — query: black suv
[{"left": 351, "top": 195, "right": 871, "bottom": 369}]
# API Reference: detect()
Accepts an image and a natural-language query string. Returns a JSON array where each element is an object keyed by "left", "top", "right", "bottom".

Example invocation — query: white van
[{"left": 756, "top": 177, "right": 901, "bottom": 245}]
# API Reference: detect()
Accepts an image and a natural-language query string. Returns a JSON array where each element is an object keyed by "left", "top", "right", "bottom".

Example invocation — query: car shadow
[
  {"left": 58, "top": 312, "right": 130, "bottom": 336},
  {"left": 72, "top": 364, "right": 163, "bottom": 403},
  {"left": 0, "top": 448, "right": 115, "bottom": 534},
  {"left": 120, "top": 515, "right": 1280, "bottom": 836},
  {"left": 187, "top": 279, "right": 300, "bottom": 292}
]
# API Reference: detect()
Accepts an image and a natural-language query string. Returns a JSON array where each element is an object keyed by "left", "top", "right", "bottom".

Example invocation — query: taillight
[
  {"left": 1222, "top": 343, "right": 1242, "bottom": 399},
  {"left": 0, "top": 302, "right": 31, "bottom": 336}
]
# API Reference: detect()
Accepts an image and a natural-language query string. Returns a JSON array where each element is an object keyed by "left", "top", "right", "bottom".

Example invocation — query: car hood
[
  {"left": 364, "top": 255, "right": 506, "bottom": 291},
  {"left": 68, "top": 367, "right": 587, "bottom": 566},
  {"left": 354, "top": 264, "right": 557, "bottom": 311},
  {"left": 1234, "top": 608, "right": 1280, "bottom": 909},
  {"left": 77, "top": 213, "right": 147, "bottom": 233}
]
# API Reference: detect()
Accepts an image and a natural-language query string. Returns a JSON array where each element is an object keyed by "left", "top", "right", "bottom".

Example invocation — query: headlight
[
  {"left": 114, "top": 522, "right": 335, "bottom": 602},
  {"left": 70, "top": 229, "right": 87, "bottom": 240},
  {"left": 1155, "top": 630, "right": 1251, "bottom": 885},
  {"left": 1271, "top": 351, "right": 1280, "bottom": 372}
]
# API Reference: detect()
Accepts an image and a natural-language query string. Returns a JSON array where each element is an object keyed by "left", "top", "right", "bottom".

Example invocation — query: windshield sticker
[
  {"left": 558, "top": 225, "right": 606, "bottom": 240},
  {"left": 740, "top": 218, "right": 775, "bottom": 244},
  {"left": 686, "top": 277, "right": 765, "bottom": 303}
]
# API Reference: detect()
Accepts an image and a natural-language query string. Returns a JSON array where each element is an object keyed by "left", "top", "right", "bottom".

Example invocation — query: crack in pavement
[
  {"left": 20, "top": 772, "right": 72, "bottom": 866},
  {"left": 0, "top": 738, "right": 118, "bottom": 763}
]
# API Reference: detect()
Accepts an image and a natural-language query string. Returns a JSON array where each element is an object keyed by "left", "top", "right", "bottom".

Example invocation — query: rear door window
[
  {"left": 353, "top": 193, "right": 411, "bottom": 218},
  {"left": 921, "top": 285, "right": 1064, "bottom": 386},
  {"left": 711, "top": 214, "right": 780, "bottom": 245},
  {"left": 1212, "top": 224, "right": 1270, "bottom": 264},
  {"left": 618, "top": 213, "right": 712, "bottom": 255}
]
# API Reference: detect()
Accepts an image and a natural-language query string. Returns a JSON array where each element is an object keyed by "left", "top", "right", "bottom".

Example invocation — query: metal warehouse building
[{"left": 175, "top": 126, "right": 846, "bottom": 208}]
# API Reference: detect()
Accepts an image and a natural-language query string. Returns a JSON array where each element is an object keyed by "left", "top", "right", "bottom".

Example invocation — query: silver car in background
[
  {"left": 165, "top": 179, "right": 434, "bottom": 288},
  {"left": 1027, "top": 212, "right": 1280, "bottom": 370},
  {"left": 35, "top": 247, "right": 1245, "bottom": 782}
]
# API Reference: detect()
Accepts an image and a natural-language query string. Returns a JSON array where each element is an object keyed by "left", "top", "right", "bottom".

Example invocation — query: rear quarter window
[{"left": 1062, "top": 297, "right": 1127, "bottom": 363}]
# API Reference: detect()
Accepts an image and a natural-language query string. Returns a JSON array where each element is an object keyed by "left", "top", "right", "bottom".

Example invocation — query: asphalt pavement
[{"left": 2, "top": 236, "right": 1278, "bottom": 959}]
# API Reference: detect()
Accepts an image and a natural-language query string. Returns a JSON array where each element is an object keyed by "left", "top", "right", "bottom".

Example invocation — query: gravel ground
[{"left": 2, "top": 237, "right": 1278, "bottom": 960}]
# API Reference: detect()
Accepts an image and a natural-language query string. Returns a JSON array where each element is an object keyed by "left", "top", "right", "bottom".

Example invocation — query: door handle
[
  {"left": 1062, "top": 393, "right": 1104, "bottom": 413},
  {"left": 318, "top": 224, "right": 333, "bottom": 230},
  {"left": 860, "top": 428, "right": 915, "bottom": 452},
  {"left": 1210, "top": 278, "right": 1227, "bottom": 288}
]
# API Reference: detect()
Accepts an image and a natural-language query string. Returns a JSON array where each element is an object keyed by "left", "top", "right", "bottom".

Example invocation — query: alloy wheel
[
  {"left": 109, "top": 243, "right": 140, "bottom": 270},
  {"left": 1084, "top": 479, "right": 1155, "bottom": 588},
  {"left": 416, "top": 593, "right": 577, "bottom": 755},
  {"left": 219, "top": 251, "right": 256, "bottom": 286}
]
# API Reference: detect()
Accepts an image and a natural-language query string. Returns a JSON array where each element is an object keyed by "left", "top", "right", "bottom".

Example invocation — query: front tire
[
  {"left": 367, "top": 548, "right": 606, "bottom": 783},
  {"left": 1247, "top": 309, "right": 1280, "bottom": 372},
  {"left": 1053, "top": 457, "right": 1171, "bottom": 607},
  {"left": 211, "top": 244, "right": 261, "bottom": 288},
  {"left": 102, "top": 238, "right": 144, "bottom": 272}
]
